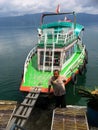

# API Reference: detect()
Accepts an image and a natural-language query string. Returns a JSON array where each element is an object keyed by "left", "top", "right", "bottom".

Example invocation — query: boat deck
[
  {"left": 0, "top": 100, "right": 17, "bottom": 130},
  {"left": 20, "top": 51, "right": 83, "bottom": 92},
  {"left": 51, "top": 106, "right": 89, "bottom": 130}
]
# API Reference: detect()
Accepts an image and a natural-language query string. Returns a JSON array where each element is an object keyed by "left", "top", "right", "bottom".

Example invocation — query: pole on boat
[
  {"left": 41, "top": 12, "right": 76, "bottom": 25},
  {"left": 73, "top": 11, "right": 76, "bottom": 29}
]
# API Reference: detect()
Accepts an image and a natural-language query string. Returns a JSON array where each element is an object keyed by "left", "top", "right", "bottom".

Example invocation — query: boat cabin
[{"left": 37, "top": 26, "right": 79, "bottom": 72}]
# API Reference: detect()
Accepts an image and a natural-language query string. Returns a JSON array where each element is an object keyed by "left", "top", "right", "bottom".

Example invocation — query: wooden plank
[
  {"left": 26, "top": 93, "right": 39, "bottom": 99},
  {"left": 16, "top": 97, "right": 37, "bottom": 127},
  {"left": 21, "top": 103, "right": 34, "bottom": 107},
  {"left": 6, "top": 87, "right": 41, "bottom": 130},
  {"left": 15, "top": 97, "right": 36, "bottom": 126},
  {"left": 19, "top": 107, "right": 33, "bottom": 127},
  {"left": 16, "top": 107, "right": 28, "bottom": 126},
  {"left": 26, "top": 96, "right": 37, "bottom": 100}
]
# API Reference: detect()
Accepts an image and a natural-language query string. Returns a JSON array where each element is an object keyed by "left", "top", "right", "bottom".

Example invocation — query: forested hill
[{"left": 0, "top": 13, "right": 98, "bottom": 27}]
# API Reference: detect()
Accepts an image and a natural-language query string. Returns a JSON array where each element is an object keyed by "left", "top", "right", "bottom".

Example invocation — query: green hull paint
[
  {"left": 22, "top": 51, "right": 84, "bottom": 89},
  {"left": 22, "top": 54, "right": 52, "bottom": 88}
]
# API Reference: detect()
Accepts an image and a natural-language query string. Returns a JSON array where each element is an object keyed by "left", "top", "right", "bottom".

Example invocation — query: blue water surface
[{"left": 0, "top": 24, "right": 98, "bottom": 105}]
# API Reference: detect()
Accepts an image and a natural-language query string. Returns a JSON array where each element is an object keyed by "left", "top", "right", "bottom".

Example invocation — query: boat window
[
  {"left": 64, "top": 46, "right": 74, "bottom": 62},
  {"left": 39, "top": 51, "right": 61, "bottom": 67},
  {"left": 54, "top": 52, "right": 60, "bottom": 66},
  {"left": 40, "top": 51, "right": 52, "bottom": 66},
  {"left": 45, "top": 51, "right": 52, "bottom": 66}
]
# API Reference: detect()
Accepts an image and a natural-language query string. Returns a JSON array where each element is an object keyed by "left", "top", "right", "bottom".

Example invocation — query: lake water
[
  {"left": 0, "top": 26, "right": 37, "bottom": 101},
  {"left": 0, "top": 24, "right": 98, "bottom": 129}
]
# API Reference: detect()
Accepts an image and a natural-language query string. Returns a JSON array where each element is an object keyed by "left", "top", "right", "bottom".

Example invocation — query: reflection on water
[
  {"left": 0, "top": 26, "right": 37, "bottom": 101},
  {"left": 83, "top": 25, "right": 98, "bottom": 88}
]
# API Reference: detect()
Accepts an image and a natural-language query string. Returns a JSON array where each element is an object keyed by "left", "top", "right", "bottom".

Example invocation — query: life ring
[{"left": 71, "top": 73, "right": 77, "bottom": 85}]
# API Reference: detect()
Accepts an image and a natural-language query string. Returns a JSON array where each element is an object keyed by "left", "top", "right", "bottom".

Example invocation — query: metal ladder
[
  {"left": 51, "top": 40, "right": 55, "bottom": 72},
  {"left": 43, "top": 33, "right": 48, "bottom": 72},
  {"left": 6, "top": 87, "right": 41, "bottom": 130},
  {"left": 43, "top": 31, "right": 55, "bottom": 72}
]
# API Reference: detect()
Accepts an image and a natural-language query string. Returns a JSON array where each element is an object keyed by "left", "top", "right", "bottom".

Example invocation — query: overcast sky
[{"left": 0, "top": 0, "right": 98, "bottom": 17}]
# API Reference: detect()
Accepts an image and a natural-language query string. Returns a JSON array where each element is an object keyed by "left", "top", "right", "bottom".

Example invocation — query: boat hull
[
  {"left": 20, "top": 51, "right": 86, "bottom": 93},
  {"left": 20, "top": 12, "right": 87, "bottom": 93}
]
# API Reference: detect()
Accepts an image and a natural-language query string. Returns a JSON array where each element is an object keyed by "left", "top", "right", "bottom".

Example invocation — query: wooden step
[
  {"left": 25, "top": 96, "right": 38, "bottom": 100},
  {"left": 21, "top": 103, "right": 34, "bottom": 107},
  {"left": 13, "top": 114, "right": 28, "bottom": 119}
]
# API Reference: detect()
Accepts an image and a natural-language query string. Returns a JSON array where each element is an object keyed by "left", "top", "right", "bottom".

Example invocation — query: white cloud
[{"left": 0, "top": 0, "right": 98, "bottom": 17}]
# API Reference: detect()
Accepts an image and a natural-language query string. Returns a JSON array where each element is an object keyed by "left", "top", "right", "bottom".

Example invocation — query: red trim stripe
[{"left": 20, "top": 70, "right": 79, "bottom": 93}]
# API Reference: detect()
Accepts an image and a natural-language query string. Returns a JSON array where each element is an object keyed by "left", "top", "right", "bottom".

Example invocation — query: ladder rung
[
  {"left": 13, "top": 114, "right": 28, "bottom": 119},
  {"left": 26, "top": 96, "right": 37, "bottom": 100},
  {"left": 21, "top": 103, "right": 34, "bottom": 107}
]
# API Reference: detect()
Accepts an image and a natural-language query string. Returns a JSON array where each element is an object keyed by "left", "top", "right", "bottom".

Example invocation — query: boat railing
[
  {"left": 56, "top": 29, "right": 76, "bottom": 45},
  {"left": 23, "top": 45, "right": 37, "bottom": 82},
  {"left": 38, "top": 28, "right": 77, "bottom": 47},
  {"left": 64, "top": 45, "right": 86, "bottom": 77},
  {"left": 77, "top": 39, "right": 84, "bottom": 49}
]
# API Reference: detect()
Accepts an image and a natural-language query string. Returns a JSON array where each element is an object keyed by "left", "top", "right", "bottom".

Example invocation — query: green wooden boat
[{"left": 20, "top": 12, "right": 88, "bottom": 93}]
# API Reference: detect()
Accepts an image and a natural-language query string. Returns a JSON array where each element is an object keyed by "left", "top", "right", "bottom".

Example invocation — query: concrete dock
[
  {"left": 0, "top": 100, "right": 17, "bottom": 130},
  {"left": 0, "top": 100, "right": 98, "bottom": 130}
]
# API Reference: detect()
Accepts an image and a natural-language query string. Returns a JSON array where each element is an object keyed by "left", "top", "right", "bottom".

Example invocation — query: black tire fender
[
  {"left": 21, "top": 72, "right": 24, "bottom": 79},
  {"left": 78, "top": 65, "right": 84, "bottom": 75},
  {"left": 83, "top": 59, "right": 87, "bottom": 69},
  {"left": 85, "top": 49, "right": 88, "bottom": 64},
  {"left": 71, "top": 73, "right": 77, "bottom": 85}
]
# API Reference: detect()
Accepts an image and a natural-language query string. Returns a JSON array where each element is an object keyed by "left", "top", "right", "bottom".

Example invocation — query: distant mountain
[
  {"left": 0, "top": 13, "right": 41, "bottom": 27},
  {"left": 76, "top": 13, "right": 98, "bottom": 26},
  {"left": 0, "top": 13, "right": 98, "bottom": 27}
]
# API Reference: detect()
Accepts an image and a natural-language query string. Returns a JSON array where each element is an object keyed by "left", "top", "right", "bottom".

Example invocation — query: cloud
[
  {"left": 74, "top": 0, "right": 98, "bottom": 13},
  {"left": 0, "top": 0, "right": 98, "bottom": 17}
]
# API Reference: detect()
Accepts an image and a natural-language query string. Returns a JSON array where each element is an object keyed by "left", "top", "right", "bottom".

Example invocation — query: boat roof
[
  {"left": 39, "top": 12, "right": 84, "bottom": 36},
  {"left": 40, "top": 21, "right": 84, "bottom": 35}
]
